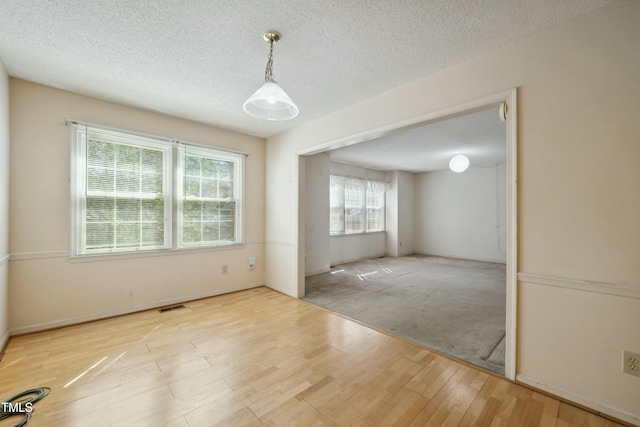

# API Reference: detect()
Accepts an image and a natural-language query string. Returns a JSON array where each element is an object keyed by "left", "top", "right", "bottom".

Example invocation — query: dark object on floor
[{"left": 0, "top": 386, "right": 51, "bottom": 426}]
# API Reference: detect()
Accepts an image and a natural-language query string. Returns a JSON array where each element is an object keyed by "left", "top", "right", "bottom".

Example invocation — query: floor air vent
[{"left": 159, "top": 304, "right": 185, "bottom": 313}]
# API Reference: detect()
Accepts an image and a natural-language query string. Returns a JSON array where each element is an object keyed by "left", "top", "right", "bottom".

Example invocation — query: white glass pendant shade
[
  {"left": 449, "top": 154, "right": 470, "bottom": 173},
  {"left": 243, "top": 81, "right": 299, "bottom": 121}
]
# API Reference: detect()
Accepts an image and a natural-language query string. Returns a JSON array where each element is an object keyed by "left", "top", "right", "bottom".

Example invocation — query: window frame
[
  {"left": 344, "top": 178, "right": 365, "bottom": 234},
  {"left": 366, "top": 181, "right": 385, "bottom": 232},
  {"left": 176, "top": 145, "right": 243, "bottom": 249},
  {"left": 329, "top": 175, "right": 386, "bottom": 236},
  {"left": 70, "top": 122, "right": 245, "bottom": 258}
]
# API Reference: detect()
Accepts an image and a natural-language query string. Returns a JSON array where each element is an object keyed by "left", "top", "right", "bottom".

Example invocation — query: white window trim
[
  {"left": 176, "top": 145, "right": 243, "bottom": 249},
  {"left": 329, "top": 175, "right": 386, "bottom": 236},
  {"left": 69, "top": 121, "right": 246, "bottom": 258}
]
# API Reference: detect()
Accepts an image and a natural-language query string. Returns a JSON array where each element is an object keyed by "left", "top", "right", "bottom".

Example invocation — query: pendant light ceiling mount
[
  {"left": 243, "top": 30, "right": 299, "bottom": 121},
  {"left": 263, "top": 31, "right": 280, "bottom": 43}
]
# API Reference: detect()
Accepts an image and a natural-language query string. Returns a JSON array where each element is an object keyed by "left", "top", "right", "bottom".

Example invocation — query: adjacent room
[
  {"left": 303, "top": 107, "right": 509, "bottom": 374},
  {"left": 1, "top": 1, "right": 639, "bottom": 426}
]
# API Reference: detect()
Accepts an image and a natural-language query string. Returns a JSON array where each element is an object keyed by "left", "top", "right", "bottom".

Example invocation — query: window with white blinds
[
  {"left": 329, "top": 175, "right": 345, "bottom": 235},
  {"left": 329, "top": 175, "right": 386, "bottom": 235},
  {"left": 344, "top": 178, "right": 365, "bottom": 233},
  {"left": 366, "top": 181, "right": 386, "bottom": 232},
  {"left": 179, "top": 148, "right": 240, "bottom": 247},
  {"left": 71, "top": 124, "right": 243, "bottom": 256}
]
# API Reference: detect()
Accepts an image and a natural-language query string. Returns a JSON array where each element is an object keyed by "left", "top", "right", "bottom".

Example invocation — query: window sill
[
  {"left": 330, "top": 231, "right": 386, "bottom": 238},
  {"left": 69, "top": 243, "right": 246, "bottom": 263}
]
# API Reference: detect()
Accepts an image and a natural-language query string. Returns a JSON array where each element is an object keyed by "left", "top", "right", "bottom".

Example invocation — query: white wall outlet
[
  {"left": 622, "top": 350, "right": 640, "bottom": 377},
  {"left": 222, "top": 265, "right": 228, "bottom": 275},
  {"left": 248, "top": 256, "right": 256, "bottom": 271}
]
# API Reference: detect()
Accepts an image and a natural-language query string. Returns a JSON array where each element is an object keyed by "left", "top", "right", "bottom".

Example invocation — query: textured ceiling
[
  {"left": 330, "top": 107, "right": 506, "bottom": 173},
  {"left": 0, "top": 0, "right": 611, "bottom": 138}
]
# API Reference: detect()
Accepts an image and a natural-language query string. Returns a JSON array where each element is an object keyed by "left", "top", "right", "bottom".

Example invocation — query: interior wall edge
[
  {"left": 0, "top": 254, "right": 8, "bottom": 266},
  {"left": 516, "top": 373, "right": 639, "bottom": 426},
  {"left": 264, "top": 283, "right": 297, "bottom": 298},
  {"left": 518, "top": 272, "right": 640, "bottom": 300},
  {"left": 9, "top": 282, "right": 264, "bottom": 336},
  {"left": 0, "top": 329, "right": 8, "bottom": 356},
  {"left": 264, "top": 242, "right": 298, "bottom": 297}
]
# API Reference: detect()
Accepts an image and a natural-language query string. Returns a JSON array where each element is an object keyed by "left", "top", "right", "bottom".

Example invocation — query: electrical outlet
[
  {"left": 622, "top": 350, "right": 640, "bottom": 377},
  {"left": 248, "top": 256, "right": 256, "bottom": 271},
  {"left": 222, "top": 265, "right": 228, "bottom": 275}
]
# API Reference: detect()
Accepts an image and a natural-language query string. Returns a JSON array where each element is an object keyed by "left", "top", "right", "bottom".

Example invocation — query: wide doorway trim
[{"left": 297, "top": 88, "right": 518, "bottom": 380}]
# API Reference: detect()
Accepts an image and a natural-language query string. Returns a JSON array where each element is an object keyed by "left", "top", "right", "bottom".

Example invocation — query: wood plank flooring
[{"left": 0, "top": 287, "right": 626, "bottom": 426}]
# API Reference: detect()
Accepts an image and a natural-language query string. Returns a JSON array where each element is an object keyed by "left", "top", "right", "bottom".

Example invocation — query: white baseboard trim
[
  {"left": 417, "top": 252, "right": 507, "bottom": 264},
  {"left": 330, "top": 253, "right": 386, "bottom": 266},
  {"left": 9, "top": 282, "right": 264, "bottom": 336},
  {"left": 305, "top": 268, "right": 331, "bottom": 277},
  {"left": 518, "top": 272, "right": 640, "bottom": 300},
  {"left": 516, "top": 374, "right": 639, "bottom": 426}
]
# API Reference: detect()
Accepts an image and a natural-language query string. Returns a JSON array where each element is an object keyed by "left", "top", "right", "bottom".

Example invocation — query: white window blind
[
  {"left": 74, "top": 126, "right": 171, "bottom": 254},
  {"left": 71, "top": 123, "right": 243, "bottom": 256}
]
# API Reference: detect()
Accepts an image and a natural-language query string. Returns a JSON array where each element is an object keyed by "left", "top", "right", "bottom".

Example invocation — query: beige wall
[
  {"left": 304, "top": 153, "right": 330, "bottom": 276},
  {"left": 0, "top": 61, "right": 9, "bottom": 348},
  {"left": 397, "top": 171, "right": 414, "bottom": 257},
  {"left": 8, "top": 79, "right": 266, "bottom": 333},
  {"left": 266, "top": 2, "right": 640, "bottom": 423},
  {"left": 414, "top": 164, "right": 507, "bottom": 263},
  {"left": 385, "top": 171, "right": 414, "bottom": 257}
]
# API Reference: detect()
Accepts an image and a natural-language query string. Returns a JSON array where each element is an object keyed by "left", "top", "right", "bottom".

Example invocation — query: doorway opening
[{"left": 297, "top": 89, "right": 517, "bottom": 379}]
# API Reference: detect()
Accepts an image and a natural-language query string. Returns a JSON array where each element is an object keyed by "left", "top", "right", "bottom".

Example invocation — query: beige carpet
[{"left": 304, "top": 255, "right": 506, "bottom": 375}]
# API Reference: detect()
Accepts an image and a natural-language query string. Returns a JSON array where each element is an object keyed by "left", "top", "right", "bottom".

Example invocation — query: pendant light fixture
[
  {"left": 449, "top": 154, "right": 470, "bottom": 173},
  {"left": 243, "top": 31, "right": 299, "bottom": 121}
]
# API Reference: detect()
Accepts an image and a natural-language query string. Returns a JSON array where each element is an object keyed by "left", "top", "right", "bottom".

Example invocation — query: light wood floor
[{"left": 0, "top": 287, "right": 626, "bottom": 427}]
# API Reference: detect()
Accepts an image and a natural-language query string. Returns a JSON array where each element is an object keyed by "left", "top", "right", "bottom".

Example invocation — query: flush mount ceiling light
[
  {"left": 243, "top": 31, "right": 299, "bottom": 121},
  {"left": 449, "top": 154, "right": 470, "bottom": 173}
]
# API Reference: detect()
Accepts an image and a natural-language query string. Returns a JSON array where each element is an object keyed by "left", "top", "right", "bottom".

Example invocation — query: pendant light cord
[{"left": 265, "top": 39, "right": 275, "bottom": 82}]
